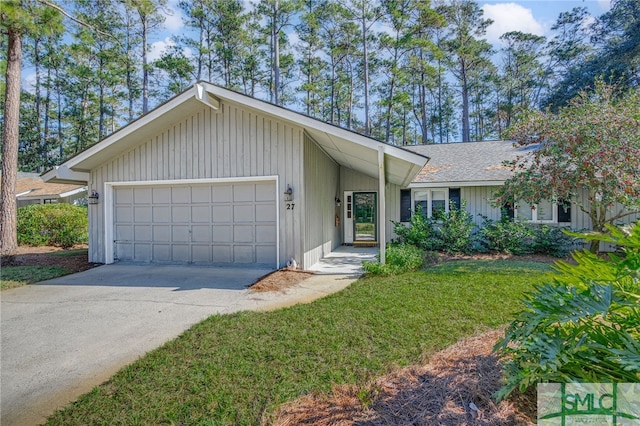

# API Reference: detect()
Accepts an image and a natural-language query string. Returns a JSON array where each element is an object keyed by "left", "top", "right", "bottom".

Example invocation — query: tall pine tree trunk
[{"left": 1, "top": 29, "right": 22, "bottom": 254}]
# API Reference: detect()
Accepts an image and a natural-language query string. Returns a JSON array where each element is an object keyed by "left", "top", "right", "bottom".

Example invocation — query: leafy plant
[
  {"left": 530, "top": 224, "right": 576, "bottom": 257},
  {"left": 363, "top": 244, "right": 424, "bottom": 275},
  {"left": 17, "top": 203, "right": 88, "bottom": 248},
  {"left": 479, "top": 216, "right": 534, "bottom": 255},
  {"left": 437, "top": 199, "right": 477, "bottom": 254},
  {"left": 494, "top": 222, "right": 640, "bottom": 400},
  {"left": 392, "top": 204, "right": 441, "bottom": 251}
]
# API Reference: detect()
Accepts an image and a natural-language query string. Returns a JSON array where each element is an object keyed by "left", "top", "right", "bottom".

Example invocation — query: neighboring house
[
  {"left": 403, "top": 141, "right": 639, "bottom": 232},
  {"left": 15, "top": 173, "right": 87, "bottom": 207},
  {"left": 43, "top": 82, "right": 428, "bottom": 269}
]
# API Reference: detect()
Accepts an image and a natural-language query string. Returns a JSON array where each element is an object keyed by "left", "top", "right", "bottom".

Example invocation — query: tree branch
[{"left": 36, "top": 0, "right": 118, "bottom": 42}]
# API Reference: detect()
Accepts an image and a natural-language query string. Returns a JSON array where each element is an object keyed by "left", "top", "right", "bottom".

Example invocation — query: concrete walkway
[
  {"left": 308, "top": 245, "right": 378, "bottom": 274},
  {"left": 0, "top": 264, "right": 357, "bottom": 426}
]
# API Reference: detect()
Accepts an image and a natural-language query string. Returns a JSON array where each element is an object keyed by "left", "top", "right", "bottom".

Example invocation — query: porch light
[
  {"left": 88, "top": 190, "right": 99, "bottom": 205},
  {"left": 335, "top": 197, "right": 341, "bottom": 207},
  {"left": 284, "top": 185, "right": 293, "bottom": 201}
]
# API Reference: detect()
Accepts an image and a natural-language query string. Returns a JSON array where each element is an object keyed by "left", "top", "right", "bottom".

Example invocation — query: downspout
[{"left": 378, "top": 146, "right": 386, "bottom": 264}]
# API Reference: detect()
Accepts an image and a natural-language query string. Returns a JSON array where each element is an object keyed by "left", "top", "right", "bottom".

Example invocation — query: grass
[
  {"left": 0, "top": 265, "right": 70, "bottom": 290},
  {"left": 50, "top": 248, "right": 88, "bottom": 257},
  {"left": 46, "top": 260, "right": 552, "bottom": 425}
]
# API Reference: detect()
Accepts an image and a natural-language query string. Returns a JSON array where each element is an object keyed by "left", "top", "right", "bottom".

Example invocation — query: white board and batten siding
[
  {"left": 303, "top": 134, "right": 340, "bottom": 268},
  {"left": 89, "top": 100, "right": 304, "bottom": 267}
]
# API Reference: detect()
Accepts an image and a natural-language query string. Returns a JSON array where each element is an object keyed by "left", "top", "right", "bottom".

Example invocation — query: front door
[{"left": 353, "top": 192, "right": 377, "bottom": 242}]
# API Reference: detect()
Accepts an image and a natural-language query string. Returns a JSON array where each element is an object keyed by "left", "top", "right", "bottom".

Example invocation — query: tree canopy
[{"left": 497, "top": 81, "right": 640, "bottom": 251}]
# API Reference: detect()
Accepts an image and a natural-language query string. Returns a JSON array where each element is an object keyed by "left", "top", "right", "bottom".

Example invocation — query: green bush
[
  {"left": 437, "top": 200, "right": 477, "bottom": 254},
  {"left": 391, "top": 204, "right": 441, "bottom": 251},
  {"left": 363, "top": 244, "right": 424, "bottom": 276},
  {"left": 530, "top": 224, "right": 576, "bottom": 257},
  {"left": 479, "top": 216, "right": 534, "bottom": 255},
  {"left": 494, "top": 223, "right": 640, "bottom": 400},
  {"left": 17, "top": 203, "right": 88, "bottom": 248}
]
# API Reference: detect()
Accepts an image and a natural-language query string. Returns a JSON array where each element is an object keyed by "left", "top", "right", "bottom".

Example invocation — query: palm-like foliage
[{"left": 494, "top": 222, "right": 640, "bottom": 400}]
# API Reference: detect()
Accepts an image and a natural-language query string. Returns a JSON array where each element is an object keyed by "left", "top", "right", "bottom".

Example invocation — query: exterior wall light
[
  {"left": 335, "top": 197, "right": 341, "bottom": 207},
  {"left": 88, "top": 190, "right": 100, "bottom": 205},
  {"left": 284, "top": 185, "right": 293, "bottom": 201}
]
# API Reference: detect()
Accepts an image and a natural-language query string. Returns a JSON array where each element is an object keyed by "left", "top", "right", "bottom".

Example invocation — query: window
[
  {"left": 407, "top": 188, "right": 460, "bottom": 219},
  {"left": 514, "top": 199, "right": 571, "bottom": 224}
]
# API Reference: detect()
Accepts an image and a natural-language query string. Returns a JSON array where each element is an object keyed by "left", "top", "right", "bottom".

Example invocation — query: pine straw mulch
[
  {"left": 249, "top": 269, "right": 314, "bottom": 293},
  {"left": 0, "top": 245, "right": 101, "bottom": 273},
  {"left": 271, "top": 329, "right": 536, "bottom": 426}
]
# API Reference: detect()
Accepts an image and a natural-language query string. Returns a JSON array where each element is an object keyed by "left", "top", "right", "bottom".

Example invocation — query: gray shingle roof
[{"left": 404, "top": 140, "right": 526, "bottom": 184}]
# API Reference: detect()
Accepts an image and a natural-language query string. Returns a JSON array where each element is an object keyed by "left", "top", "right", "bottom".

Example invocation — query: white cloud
[
  {"left": 148, "top": 37, "right": 175, "bottom": 62},
  {"left": 163, "top": 0, "right": 184, "bottom": 32},
  {"left": 482, "top": 3, "right": 544, "bottom": 44}
]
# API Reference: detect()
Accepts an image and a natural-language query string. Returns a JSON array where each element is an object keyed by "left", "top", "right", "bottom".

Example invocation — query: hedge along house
[
  {"left": 402, "top": 141, "right": 639, "bottom": 238},
  {"left": 43, "top": 82, "right": 428, "bottom": 269}
]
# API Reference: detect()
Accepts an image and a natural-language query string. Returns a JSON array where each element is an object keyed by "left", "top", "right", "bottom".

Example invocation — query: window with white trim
[
  {"left": 412, "top": 188, "right": 454, "bottom": 219},
  {"left": 514, "top": 200, "right": 556, "bottom": 223}
]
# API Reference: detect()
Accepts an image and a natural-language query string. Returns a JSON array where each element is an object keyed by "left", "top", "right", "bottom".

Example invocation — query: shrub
[
  {"left": 437, "top": 200, "right": 476, "bottom": 254},
  {"left": 363, "top": 244, "right": 424, "bottom": 276},
  {"left": 530, "top": 224, "right": 576, "bottom": 257},
  {"left": 391, "top": 204, "right": 441, "bottom": 251},
  {"left": 493, "top": 222, "right": 640, "bottom": 400},
  {"left": 17, "top": 203, "right": 88, "bottom": 248},
  {"left": 479, "top": 216, "right": 534, "bottom": 255}
]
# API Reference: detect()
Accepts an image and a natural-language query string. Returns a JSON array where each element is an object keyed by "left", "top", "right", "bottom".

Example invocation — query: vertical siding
[
  {"left": 303, "top": 134, "right": 340, "bottom": 268},
  {"left": 89, "top": 101, "right": 304, "bottom": 265},
  {"left": 460, "top": 186, "right": 502, "bottom": 227}
]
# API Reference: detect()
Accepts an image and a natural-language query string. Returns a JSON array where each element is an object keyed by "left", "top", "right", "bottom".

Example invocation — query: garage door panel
[
  {"left": 116, "top": 225, "right": 133, "bottom": 240},
  {"left": 256, "top": 246, "right": 277, "bottom": 264},
  {"left": 153, "top": 187, "right": 171, "bottom": 203},
  {"left": 211, "top": 185, "right": 231, "bottom": 202},
  {"left": 212, "top": 225, "right": 231, "bottom": 242},
  {"left": 212, "top": 245, "right": 232, "bottom": 262},
  {"left": 172, "top": 187, "right": 191, "bottom": 203},
  {"left": 191, "top": 186, "right": 211, "bottom": 203},
  {"left": 172, "top": 206, "right": 190, "bottom": 222},
  {"left": 212, "top": 205, "right": 231, "bottom": 222},
  {"left": 257, "top": 203, "right": 276, "bottom": 221},
  {"left": 134, "top": 244, "right": 152, "bottom": 261},
  {"left": 134, "top": 225, "right": 151, "bottom": 241},
  {"left": 255, "top": 183, "right": 275, "bottom": 201},
  {"left": 172, "top": 225, "right": 190, "bottom": 242},
  {"left": 191, "top": 245, "right": 210, "bottom": 263},
  {"left": 153, "top": 225, "right": 171, "bottom": 241},
  {"left": 192, "top": 206, "right": 210, "bottom": 222},
  {"left": 256, "top": 224, "right": 276, "bottom": 243},
  {"left": 153, "top": 206, "right": 170, "bottom": 222},
  {"left": 191, "top": 225, "right": 210, "bottom": 242},
  {"left": 234, "top": 245, "right": 254, "bottom": 263},
  {"left": 114, "top": 181, "right": 276, "bottom": 267},
  {"left": 233, "top": 185, "right": 254, "bottom": 202},
  {"left": 134, "top": 188, "right": 152, "bottom": 204},
  {"left": 172, "top": 245, "right": 190, "bottom": 262},
  {"left": 134, "top": 206, "right": 152, "bottom": 222},
  {"left": 115, "top": 206, "right": 133, "bottom": 222},
  {"left": 153, "top": 245, "right": 171, "bottom": 262},
  {"left": 116, "top": 188, "right": 133, "bottom": 204},
  {"left": 233, "top": 225, "right": 253, "bottom": 243},
  {"left": 233, "top": 205, "right": 254, "bottom": 222}
]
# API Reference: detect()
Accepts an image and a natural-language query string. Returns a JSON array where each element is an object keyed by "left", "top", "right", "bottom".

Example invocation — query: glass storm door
[{"left": 353, "top": 192, "right": 377, "bottom": 242}]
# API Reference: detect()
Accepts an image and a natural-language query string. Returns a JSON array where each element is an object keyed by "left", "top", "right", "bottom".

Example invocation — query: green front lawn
[
  {"left": 0, "top": 265, "right": 70, "bottom": 290},
  {"left": 46, "top": 260, "right": 551, "bottom": 425}
]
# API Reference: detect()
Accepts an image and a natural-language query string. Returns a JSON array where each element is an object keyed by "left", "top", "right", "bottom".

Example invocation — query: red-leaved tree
[{"left": 496, "top": 81, "right": 640, "bottom": 252}]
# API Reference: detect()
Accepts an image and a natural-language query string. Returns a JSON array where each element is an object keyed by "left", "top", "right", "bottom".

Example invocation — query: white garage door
[{"left": 113, "top": 181, "right": 277, "bottom": 267}]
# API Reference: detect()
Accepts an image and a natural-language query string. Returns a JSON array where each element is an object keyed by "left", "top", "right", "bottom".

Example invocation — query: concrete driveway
[{"left": 1, "top": 264, "right": 355, "bottom": 426}]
